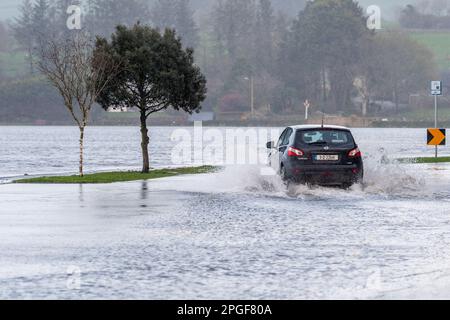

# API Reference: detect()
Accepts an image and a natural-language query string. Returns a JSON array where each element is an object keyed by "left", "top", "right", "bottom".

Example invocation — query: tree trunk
[
  {"left": 28, "top": 47, "right": 34, "bottom": 74},
  {"left": 321, "top": 66, "right": 327, "bottom": 106},
  {"left": 362, "top": 96, "right": 369, "bottom": 116},
  {"left": 361, "top": 78, "right": 369, "bottom": 116},
  {"left": 79, "top": 126, "right": 85, "bottom": 177},
  {"left": 393, "top": 85, "right": 399, "bottom": 114},
  {"left": 140, "top": 111, "right": 150, "bottom": 173}
]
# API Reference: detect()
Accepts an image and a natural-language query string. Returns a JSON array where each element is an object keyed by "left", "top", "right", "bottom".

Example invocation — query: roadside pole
[
  {"left": 431, "top": 81, "right": 442, "bottom": 158},
  {"left": 244, "top": 76, "right": 255, "bottom": 118},
  {"left": 250, "top": 76, "right": 254, "bottom": 118},
  {"left": 435, "top": 94, "right": 438, "bottom": 158},
  {"left": 304, "top": 100, "right": 310, "bottom": 121}
]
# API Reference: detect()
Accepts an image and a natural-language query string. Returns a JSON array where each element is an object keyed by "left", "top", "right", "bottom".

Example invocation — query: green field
[{"left": 409, "top": 31, "right": 450, "bottom": 70}]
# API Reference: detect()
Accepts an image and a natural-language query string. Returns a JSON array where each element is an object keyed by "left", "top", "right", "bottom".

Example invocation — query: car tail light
[
  {"left": 288, "top": 147, "right": 304, "bottom": 157},
  {"left": 348, "top": 147, "right": 361, "bottom": 158}
]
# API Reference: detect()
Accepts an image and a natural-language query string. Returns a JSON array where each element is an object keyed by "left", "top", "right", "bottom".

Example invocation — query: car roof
[{"left": 289, "top": 125, "right": 351, "bottom": 131}]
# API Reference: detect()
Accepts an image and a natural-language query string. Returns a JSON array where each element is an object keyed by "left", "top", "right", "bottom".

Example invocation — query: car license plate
[{"left": 315, "top": 155, "right": 339, "bottom": 161}]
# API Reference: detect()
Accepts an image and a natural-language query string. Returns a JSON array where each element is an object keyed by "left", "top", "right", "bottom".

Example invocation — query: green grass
[
  {"left": 398, "top": 157, "right": 450, "bottom": 164},
  {"left": 14, "top": 166, "right": 217, "bottom": 184},
  {"left": 409, "top": 31, "right": 450, "bottom": 70}
]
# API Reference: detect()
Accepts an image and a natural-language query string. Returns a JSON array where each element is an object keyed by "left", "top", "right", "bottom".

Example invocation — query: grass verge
[
  {"left": 14, "top": 166, "right": 217, "bottom": 184},
  {"left": 398, "top": 157, "right": 450, "bottom": 164}
]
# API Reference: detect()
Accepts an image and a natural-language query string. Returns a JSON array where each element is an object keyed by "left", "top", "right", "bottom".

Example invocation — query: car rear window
[{"left": 296, "top": 130, "right": 355, "bottom": 146}]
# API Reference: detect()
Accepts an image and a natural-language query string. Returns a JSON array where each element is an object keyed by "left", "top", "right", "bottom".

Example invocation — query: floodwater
[
  {"left": 1, "top": 126, "right": 450, "bottom": 299},
  {"left": 0, "top": 126, "right": 443, "bottom": 181}
]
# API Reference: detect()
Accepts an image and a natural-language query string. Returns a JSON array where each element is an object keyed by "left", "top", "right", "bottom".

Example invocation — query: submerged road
[{"left": 1, "top": 164, "right": 450, "bottom": 299}]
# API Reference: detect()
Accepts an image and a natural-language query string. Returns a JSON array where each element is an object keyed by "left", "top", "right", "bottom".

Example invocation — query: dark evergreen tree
[
  {"left": 212, "top": 0, "right": 256, "bottom": 62},
  {"left": 281, "top": 0, "right": 371, "bottom": 112},
  {"left": 254, "top": 0, "right": 275, "bottom": 73},
  {"left": 94, "top": 24, "right": 207, "bottom": 173},
  {"left": 151, "top": 0, "right": 199, "bottom": 48},
  {"left": 31, "top": 0, "right": 52, "bottom": 46},
  {"left": 85, "top": 0, "right": 151, "bottom": 37},
  {"left": 10, "top": 0, "right": 35, "bottom": 73}
]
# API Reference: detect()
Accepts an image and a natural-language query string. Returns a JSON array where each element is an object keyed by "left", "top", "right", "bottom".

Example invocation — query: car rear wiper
[{"left": 309, "top": 141, "right": 327, "bottom": 145}]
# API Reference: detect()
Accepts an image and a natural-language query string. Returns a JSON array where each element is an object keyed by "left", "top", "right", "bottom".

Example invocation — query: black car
[{"left": 267, "top": 125, "right": 363, "bottom": 188}]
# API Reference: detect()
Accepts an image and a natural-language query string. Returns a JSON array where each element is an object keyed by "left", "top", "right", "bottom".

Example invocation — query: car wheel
[
  {"left": 353, "top": 173, "right": 363, "bottom": 185},
  {"left": 280, "top": 165, "right": 288, "bottom": 182},
  {"left": 341, "top": 183, "right": 352, "bottom": 190}
]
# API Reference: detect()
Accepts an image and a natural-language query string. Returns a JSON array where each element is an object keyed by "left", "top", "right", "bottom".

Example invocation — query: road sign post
[
  {"left": 435, "top": 94, "right": 438, "bottom": 157},
  {"left": 431, "top": 81, "right": 443, "bottom": 158}
]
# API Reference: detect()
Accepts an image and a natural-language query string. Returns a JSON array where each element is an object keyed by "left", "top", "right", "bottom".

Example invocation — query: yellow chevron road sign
[{"left": 427, "top": 128, "right": 446, "bottom": 146}]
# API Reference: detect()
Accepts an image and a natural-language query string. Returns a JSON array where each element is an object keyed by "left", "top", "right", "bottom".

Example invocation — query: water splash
[
  {"left": 360, "top": 148, "right": 426, "bottom": 197},
  {"left": 197, "top": 149, "right": 430, "bottom": 200}
]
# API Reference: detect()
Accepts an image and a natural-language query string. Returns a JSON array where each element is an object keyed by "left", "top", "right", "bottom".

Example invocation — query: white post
[
  {"left": 435, "top": 95, "right": 438, "bottom": 158},
  {"left": 304, "top": 100, "right": 310, "bottom": 121}
]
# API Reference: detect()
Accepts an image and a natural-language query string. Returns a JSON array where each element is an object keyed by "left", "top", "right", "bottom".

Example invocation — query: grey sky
[{"left": 0, "top": 0, "right": 18, "bottom": 21}]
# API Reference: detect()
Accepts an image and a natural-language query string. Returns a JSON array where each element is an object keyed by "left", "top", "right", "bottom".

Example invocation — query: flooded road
[
  {"left": 2, "top": 126, "right": 450, "bottom": 299},
  {"left": 2, "top": 162, "right": 450, "bottom": 299}
]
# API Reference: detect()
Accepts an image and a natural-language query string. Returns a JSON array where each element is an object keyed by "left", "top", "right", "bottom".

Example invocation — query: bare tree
[{"left": 38, "top": 33, "right": 120, "bottom": 176}]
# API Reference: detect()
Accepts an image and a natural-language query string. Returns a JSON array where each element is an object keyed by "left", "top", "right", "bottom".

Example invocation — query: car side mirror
[{"left": 266, "top": 141, "right": 275, "bottom": 149}]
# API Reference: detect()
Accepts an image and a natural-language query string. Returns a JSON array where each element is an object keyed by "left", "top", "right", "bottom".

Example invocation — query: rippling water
[{"left": 2, "top": 126, "right": 450, "bottom": 299}]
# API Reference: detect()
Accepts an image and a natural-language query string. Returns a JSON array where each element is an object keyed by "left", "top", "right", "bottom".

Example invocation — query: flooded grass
[
  {"left": 398, "top": 157, "right": 450, "bottom": 164},
  {"left": 14, "top": 166, "right": 217, "bottom": 184}
]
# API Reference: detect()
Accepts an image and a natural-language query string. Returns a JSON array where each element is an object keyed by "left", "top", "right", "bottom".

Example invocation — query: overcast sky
[{"left": 0, "top": 0, "right": 18, "bottom": 21}]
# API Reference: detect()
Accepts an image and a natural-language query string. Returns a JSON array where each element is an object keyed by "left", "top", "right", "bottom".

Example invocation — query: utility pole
[
  {"left": 244, "top": 76, "right": 255, "bottom": 118},
  {"left": 250, "top": 75, "right": 254, "bottom": 118}
]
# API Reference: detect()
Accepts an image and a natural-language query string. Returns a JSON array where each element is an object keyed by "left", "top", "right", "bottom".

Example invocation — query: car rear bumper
[{"left": 287, "top": 164, "right": 363, "bottom": 185}]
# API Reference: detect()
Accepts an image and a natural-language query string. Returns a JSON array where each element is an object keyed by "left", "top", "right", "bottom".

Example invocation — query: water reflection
[
  {"left": 140, "top": 181, "right": 148, "bottom": 208},
  {"left": 78, "top": 184, "right": 84, "bottom": 206}
]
